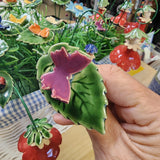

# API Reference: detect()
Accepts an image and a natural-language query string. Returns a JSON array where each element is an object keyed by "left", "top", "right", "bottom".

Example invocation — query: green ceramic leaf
[
  {"left": 36, "top": 43, "right": 108, "bottom": 134},
  {"left": 24, "top": 0, "right": 42, "bottom": 7},
  {"left": 27, "top": 131, "right": 35, "bottom": 145},
  {"left": 0, "top": 39, "right": 9, "bottom": 57},
  {"left": 35, "top": 132, "right": 42, "bottom": 146},
  {"left": 0, "top": 71, "right": 13, "bottom": 108},
  {"left": 41, "top": 128, "right": 50, "bottom": 138},
  {"left": 0, "top": 21, "right": 23, "bottom": 37},
  {"left": 17, "top": 29, "right": 54, "bottom": 45},
  {"left": 24, "top": 118, "right": 52, "bottom": 146},
  {"left": 40, "top": 19, "right": 65, "bottom": 31},
  {"left": 51, "top": 0, "right": 71, "bottom": 5},
  {"left": 137, "top": 5, "right": 155, "bottom": 13},
  {"left": 98, "top": 0, "right": 109, "bottom": 8},
  {"left": 125, "top": 28, "right": 148, "bottom": 39}
]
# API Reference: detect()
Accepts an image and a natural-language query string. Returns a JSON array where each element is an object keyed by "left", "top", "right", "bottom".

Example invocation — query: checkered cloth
[{"left": 0, "top": 90, "right": 49, "bottom": 128}]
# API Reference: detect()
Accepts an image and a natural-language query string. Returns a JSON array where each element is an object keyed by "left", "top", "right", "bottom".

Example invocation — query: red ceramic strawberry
[
  {"left": 110, "top": 45, "right": 141, "bottom": 72},
  {"left": 18, "top": 118, "right": 62, "bottom": 160}
]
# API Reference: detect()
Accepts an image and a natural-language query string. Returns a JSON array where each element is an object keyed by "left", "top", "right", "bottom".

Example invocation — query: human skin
[{"left": 53, "top": 64, "right": 160, "bottom": 160}]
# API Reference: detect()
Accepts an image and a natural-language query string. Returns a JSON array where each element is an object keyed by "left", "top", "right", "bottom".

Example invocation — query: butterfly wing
[
  {"left": 28, "top": 23, "right": 41, "bottom": 35},
  {"left": 41, "top": 70, "right": 70, "bottom": 103},
  {"left": 39, "top": 28, "right": 50, "bottom": 38},
  {"left": 17, "top": 15, "right": 27, "bottom": 24},
  {"left": 9, "top": 14, "right": 17, "bottom": 23},
  {"left": 65, "top": 50, "right": 91, "bottom": 74}
]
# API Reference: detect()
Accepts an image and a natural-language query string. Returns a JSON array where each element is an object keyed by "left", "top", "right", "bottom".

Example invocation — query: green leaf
[
  {"left": 17, "top": 29, "right": 54, "bottom": 45},
  {"left": 41, "top": 128, "right": 51, "bottom": 138},
  {"left": 51, "top": 0, "right": 71, "bottom": 5},
  {"left": 1, "top": 21, "right": 23, "bottom": 37},
  {"left": 27, "top": 131, "right": 35, "bottom": 145},
  {"left": 35, "top": 132, "right": 42, "bottom": 146},
  {"left": 0, "top": 71, "right": 13, "bottom": 108},
  {"left": 40, "top": 19, "right": 65, "bottom": 31},
  {"left": 37, "top": 43, "right": 108, "bottom": 134}
]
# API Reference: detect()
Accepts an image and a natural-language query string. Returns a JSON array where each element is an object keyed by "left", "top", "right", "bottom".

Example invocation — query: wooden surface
[{"left": 57, "top": 62, "right": 157, "bottom": 160}]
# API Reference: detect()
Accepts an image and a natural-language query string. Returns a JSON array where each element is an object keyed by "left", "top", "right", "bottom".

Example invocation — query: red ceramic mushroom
[{"left": 110, "top": 45, "right": 141, "bottom": 72}]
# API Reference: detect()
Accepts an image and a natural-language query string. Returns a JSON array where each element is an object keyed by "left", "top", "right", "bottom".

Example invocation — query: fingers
[
  {"left": 97, "top": 64, "right": 145, "bottom": 107},
  {"left": 53, "top": 113, "right": 74, "bottom": 125}
]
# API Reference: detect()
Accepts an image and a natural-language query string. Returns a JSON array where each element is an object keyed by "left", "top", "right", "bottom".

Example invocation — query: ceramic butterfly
[
  {"left": 0, "top": 16, "right": 9, "bottom": 30},
  {"left": 24, "top": 0, "right": 36, "bottom": 4},
  {"left": 28, "top": 23, "right": 50, "bottom": 38},
  {"left": 9, "top": 14, "right": 27, "bottom": 24},
  {"left": 41, "top": 47, "right": 91, "bottom": 103}
]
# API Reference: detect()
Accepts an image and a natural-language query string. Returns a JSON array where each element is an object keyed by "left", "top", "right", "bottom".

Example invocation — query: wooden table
[{"left": 57, "top": 62, "right": 157, "bottom": 160}]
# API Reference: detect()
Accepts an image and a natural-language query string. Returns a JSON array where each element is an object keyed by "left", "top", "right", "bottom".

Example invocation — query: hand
[{"left": 53, "top": 64, "right": 160, "bottom": 160}]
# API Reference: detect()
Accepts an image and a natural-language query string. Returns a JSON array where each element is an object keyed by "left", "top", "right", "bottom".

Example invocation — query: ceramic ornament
[
  {"left": 37, "top": 43, "right": 108, "bottom": 134},
  {"left": 137, "top": 5, "right": 155, "bottom": 23},
  {"left": 110, "top": 1, "right": 133, "bottom": 27},
  {"left": 124, "top": 28, "right": 148, "bottom": 51},
  {"left": 18, "top": 118, "right": 62, "bottom": 160}
]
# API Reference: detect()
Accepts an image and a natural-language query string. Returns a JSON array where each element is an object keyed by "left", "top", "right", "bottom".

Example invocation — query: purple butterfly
[
  {"left": 0, "top": 16, "right": 9, "bottom": 30},
  {"left": 41, "top": 47, "right": 91, "bottom": 103}
]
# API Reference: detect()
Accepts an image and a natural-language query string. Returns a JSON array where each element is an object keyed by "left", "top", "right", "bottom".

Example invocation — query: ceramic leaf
[
  {"left": 51, "top": 0, "right": 71, "bottom": 5},
  {"left": 1, "top": 21, "right": 23, "bottom": 37},
  {"left": 37, "top": 43, "right": 108, "bottom": 134},
  {"left": 98, "top": 0, "right": 109, "bottom": 8},
  {"left": 125, "top": 28, "right": 148, "bottom": 39},
  {"left": 17, "top": 29, "right": 54, "bottom": 45},
  {"left": 0, "top": 71, "right": 13, "bottom": 108},
  {"left": 23, "top": 0, "right": 42, "bottom": 7},
  {"left": 0, "top": 39, "right": 9, "bottom": 57},
  {"left": 39, "top": 19, "right": 65, "bottom": 31}
]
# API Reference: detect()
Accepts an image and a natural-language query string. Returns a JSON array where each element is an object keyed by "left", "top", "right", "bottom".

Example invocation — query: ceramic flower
[
  {"left": 85, "top": 44, "right": 98, "bottom": 55},
  {"left": 95, "top": 20, "right": 105, "bottom": 31},
  {"left": 0, "top": 16, "right": 9, "bottom": 30},
  {"left": 65, "top": 1, "right": 92, "bottom": 18}
]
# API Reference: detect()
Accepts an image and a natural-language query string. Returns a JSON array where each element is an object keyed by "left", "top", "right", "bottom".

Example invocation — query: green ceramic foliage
[
  {"left": 98, "top": 0, "right": 109, "bottom": 8},
  {"left": 39, "top": 19, "right": 65, "bottom": 31},
  {"left": 0, "top": 71, "right": 13, "bottom": 108},
  {"left": 24, "top": 0, "right": 42, "bottom": 7},
  {"left": 0, "top": 39, "right": 9, "bottom": 57},
  {"left": 36, "top": 43, "right": 108, "bottom": 134},
  {"left": 51, "top": 0, "right": 71, "bottom": 5},
  {"left": 24, "top": 118, "right": 52, "bottom": 146},
  {"left": 17, "top": 29, "right": 54, "bottom": 45},
  {"left": 1, "top": 21, "right": 23, "bottom": 37},
  {"left": 125, "top": 28, "right": 148, "bottom": 39}
]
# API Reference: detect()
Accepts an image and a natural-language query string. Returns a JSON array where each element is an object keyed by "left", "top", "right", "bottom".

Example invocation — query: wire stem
[{"left": 13, "top": 86, "right": 38, "bottom": 131}]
